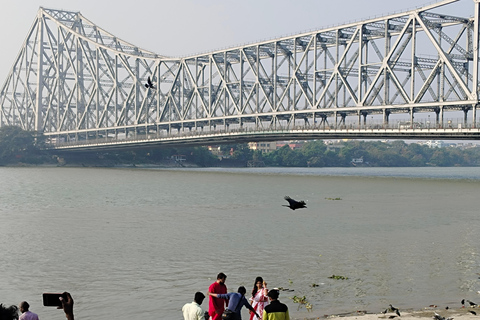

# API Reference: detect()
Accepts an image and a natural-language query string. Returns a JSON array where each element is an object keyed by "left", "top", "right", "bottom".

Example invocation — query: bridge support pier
[
  {"left": 319, "top": 115, "right": 328, "bottom": 128},
  {"left": 361, "top": 112, "right": 368, "bottom": 128},
  {"left": 383, "top": 109, "right": 390, "bottom": 127},
  {"left": 435, "top": 107, "right": 444, "bottom": 128},
  {"left": 473, "top": 104, "right": 478, "bottom": 128},
  {"left": 339, "top": 113, "right": 346, "bottom": 128}
]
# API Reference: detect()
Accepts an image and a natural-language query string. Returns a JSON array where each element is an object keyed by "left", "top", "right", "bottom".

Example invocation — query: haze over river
[{"left": 1, "top": 167, "right": 479, "bottom": 319}]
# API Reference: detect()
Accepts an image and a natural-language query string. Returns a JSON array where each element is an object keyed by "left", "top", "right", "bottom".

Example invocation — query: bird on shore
[
  {"left": 283, "top": 196, "right": 307, "bottom": 210},
  {"left": 462, "top": 299, "right": 465, "bottom": 307},
  {"left": 468, "top": 300, "right": 478, "bottom": 307},
  {"left": 433, "top": 312, "right": 453, "bottom": 320},
  {"left": 145, "top": 76, "right": 155, "bottom": 89},
  {"left": 433, "top": 312, "right": 445, "bottom": 320},
  {"left": 469, "top": 311, "right": 477, "bottom": 316},
  {"left": 389, "top": 304, "right": 401, "bottom": 317}
]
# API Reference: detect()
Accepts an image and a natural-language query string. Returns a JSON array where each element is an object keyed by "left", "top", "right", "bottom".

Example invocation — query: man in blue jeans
[{"left": 208, "top": 286, "right": 259, "bottom": 320}]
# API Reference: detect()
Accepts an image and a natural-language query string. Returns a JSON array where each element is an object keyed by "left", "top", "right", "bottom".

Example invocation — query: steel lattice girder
[{"left": 0, "top": 0, "right": 479, "bottom": 140}]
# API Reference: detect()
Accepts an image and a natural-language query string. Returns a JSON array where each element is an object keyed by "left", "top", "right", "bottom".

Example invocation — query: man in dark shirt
[
  {"left": 209, "top": 286, "right": 259, "bottom": 320},
  {"left": 263, "top": 289, "right": 289, "bottom": 320}
]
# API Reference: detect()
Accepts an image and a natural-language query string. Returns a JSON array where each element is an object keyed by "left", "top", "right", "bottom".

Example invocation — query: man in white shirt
[
  {"left": 182, "top": 292, "right": 206, "bottom": 320},
  {"left": 19, "top": 301, "right": 39, "bottom": 320}
]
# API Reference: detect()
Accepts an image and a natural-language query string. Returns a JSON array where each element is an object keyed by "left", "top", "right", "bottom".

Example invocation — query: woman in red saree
[{"left": 249, "top": 277, "right": 269, "bottom": 320}]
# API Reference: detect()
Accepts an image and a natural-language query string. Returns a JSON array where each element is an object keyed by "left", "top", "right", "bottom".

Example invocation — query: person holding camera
[
  {"left": 58, "top": 292, "right": 74, "bottom": 320},
  {"left": 1, "top": 292, "right": 74, "bottom": 320}
]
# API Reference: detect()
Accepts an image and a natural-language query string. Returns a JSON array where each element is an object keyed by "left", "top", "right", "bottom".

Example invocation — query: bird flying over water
[
  {"left": 283, "top": 196, "right": 307, "bottom": 210},
  {"left": 145, "top": 76, "right": 155, "bottom": 89}
]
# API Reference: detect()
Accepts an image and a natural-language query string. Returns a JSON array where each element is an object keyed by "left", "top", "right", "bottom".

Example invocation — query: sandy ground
[{"left": 292, "top": 307, "right": 480, "bottom": 320}]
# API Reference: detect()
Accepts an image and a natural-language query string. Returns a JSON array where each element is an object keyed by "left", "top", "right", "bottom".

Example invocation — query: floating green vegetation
[
  {"left": 291, "top": 295, "right": 313, "bottom": 311},
  {"left": 325, "top": 197, "right": 342, "bottom": 200},
  {"left": 328, "top": 275, "right": 349, "bottom": 280}
]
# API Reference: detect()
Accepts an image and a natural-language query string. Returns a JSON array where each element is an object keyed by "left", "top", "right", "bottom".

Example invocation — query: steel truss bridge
[{"left": 2, "top": 0, "right": 480, "bottom": 151}]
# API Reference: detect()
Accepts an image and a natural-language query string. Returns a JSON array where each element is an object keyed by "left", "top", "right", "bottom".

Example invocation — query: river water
[{"left": 0, "top": 166, "right": 479, "bottom": 319}]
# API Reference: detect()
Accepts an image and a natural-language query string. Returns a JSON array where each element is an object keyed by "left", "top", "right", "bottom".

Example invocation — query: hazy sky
[{"left": 0, "top": 0, "right": 474, "bottom": 81}]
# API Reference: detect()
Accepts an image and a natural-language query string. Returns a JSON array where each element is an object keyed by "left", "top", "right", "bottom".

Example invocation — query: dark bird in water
[
  {"left": 145, "top": 76, "right": 155, "bottom": 89},
  {"left": 469, "top": 311, "right": 477, "bottom": 316},
  {"left": 283, "top": 196, "right": 307, "bottom": 210}
]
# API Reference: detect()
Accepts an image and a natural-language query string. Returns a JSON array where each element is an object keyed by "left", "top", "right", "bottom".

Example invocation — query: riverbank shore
[{"left": 293, "top": 307, "right": 478, "bottom": 320}]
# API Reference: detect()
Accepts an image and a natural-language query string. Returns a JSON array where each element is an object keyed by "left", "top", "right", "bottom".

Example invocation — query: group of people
[
  {"left": 182, "top": 273, "right": 290, "bottom": 320},
  {"left": 0, "top": 292, "right": 74, "bottom": 320}
]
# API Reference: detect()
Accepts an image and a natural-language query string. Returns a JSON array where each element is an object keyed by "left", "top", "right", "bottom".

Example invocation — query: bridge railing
[{"left": 47, "top": 117, "right": 480, "bottom": 150}]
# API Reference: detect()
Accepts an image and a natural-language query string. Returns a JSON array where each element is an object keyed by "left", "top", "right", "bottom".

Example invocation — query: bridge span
[
  {"left": 1, "top": 0, "right": 480, "bottom": 150},
  {"left": 52, "top": 123, "right": 480, "bottom": 152}
]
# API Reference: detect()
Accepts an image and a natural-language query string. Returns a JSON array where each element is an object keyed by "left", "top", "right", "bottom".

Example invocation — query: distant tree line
[
  {"left": 246, "top": 140, "right": 480, "bottom": 167},
  {"left": 1, "top": 126, "right": 479, "bottom": 167}
]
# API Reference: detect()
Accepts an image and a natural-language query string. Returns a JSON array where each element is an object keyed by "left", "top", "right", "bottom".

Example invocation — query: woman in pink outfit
[{"left": 249, "top": 277, "right": 269, "bottom": 320}]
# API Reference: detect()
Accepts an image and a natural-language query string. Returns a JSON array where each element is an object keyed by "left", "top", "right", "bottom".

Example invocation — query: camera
[{"left": 42, "top": 293, "right": 65, "bottom": 307}]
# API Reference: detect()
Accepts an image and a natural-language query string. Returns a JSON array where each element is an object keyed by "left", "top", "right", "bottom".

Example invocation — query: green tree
[
  {"left": 230, "top": 143, "right": 253, "bottom": 161},
  {"left": 0, "top": 126, "right": 45, "bottom": 165},
  {"left": 188, "top": 147, "right": 219, "bottom": 166}
]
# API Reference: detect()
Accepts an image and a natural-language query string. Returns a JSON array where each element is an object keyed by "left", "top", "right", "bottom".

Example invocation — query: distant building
[
  {"left": 247, "top": 142, "right": 277, "bottom": 153},
  {"left": 423, "top": 140, "right": 445, "bottom": 148},
  {"left": 276, "top": 141, "right": 305, "bottom": 150},
  {"left": 207, "top": 145, "right": 227, "bottom": 159},
  {"left": 326, "top": 144, "right": 345, "bottom": 152},
  {"left": 456, "top": 142, "right": 478, "bottom": 149},
  {"left": 171, "top": 155, "right": 186, "bottom": 162},
  {"left": 351, "top": 157, "right": 364, "bottom": 164}
]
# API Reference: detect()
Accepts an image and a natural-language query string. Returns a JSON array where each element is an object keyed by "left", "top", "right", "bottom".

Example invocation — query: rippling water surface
[{"left": 0, "top": 167, "right": 479, "bottom": 319}]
